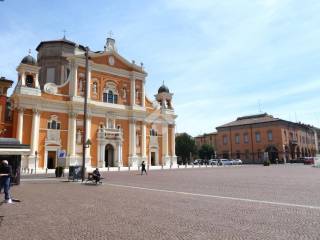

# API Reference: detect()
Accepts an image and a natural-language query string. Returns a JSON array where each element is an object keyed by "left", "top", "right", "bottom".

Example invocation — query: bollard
[
  {"left": 192, "top": 163, "right": 194, "bottom": 168},
  {"left": 27, "top": 168, "right": 30, "bottom": 174},
  {"left": 147, "top": 164, "right": 150, "bottom": 171},
  {"left": 108, "top": 166, "right": 110, "bottom": 171},
  {"left": 118, "top": 166, "right": 120, "bottom": 171},
  {"left": 46, "top": 168, "right": 48, "bottom": 174},
  {"left": 128, "top": 166, "right": 130, "bottom": 171},
  {"left": 161, "top": 164, "right": 164, "bottom": 170},
  {"left": 178, "top": 164, "right": 179, "bottom": 169},
  {"left": 31, "top": 169, "right": 33, "bottom": 174},
  {"left": 185, "top": 164, "right": 187, "bottom": 168},
  {"left": 206, "top": 163, "right": 208, "bottom": 168},
  {"left": 170, "top": 163, "right": 172, "bottom": 169},
  {"left": 138, "top": 165, "right": 140, "bottom": 172},
  {"left": 199, "top": 163, "right": 201, "bottom": 168}
]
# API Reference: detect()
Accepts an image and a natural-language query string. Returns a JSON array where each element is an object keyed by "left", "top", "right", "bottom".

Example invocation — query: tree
[
  {"left": 175, "top": 133, "right": 197, "bottom": 164},
  {"left": 198, "top": 144, "right": 215, "bottom": 160}
]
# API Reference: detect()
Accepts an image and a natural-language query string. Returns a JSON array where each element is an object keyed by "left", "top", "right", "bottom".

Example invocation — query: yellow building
[{"left": 11, "top": 37, "right": 177, "bottom": 171}]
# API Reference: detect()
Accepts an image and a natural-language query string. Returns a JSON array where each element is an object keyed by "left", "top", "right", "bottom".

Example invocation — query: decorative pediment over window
[
  {"left": 103, "top": 81, "right": 118, "bottom": 94},
  {"left": 103, "top": 81, "right": 118, "bottom": 104},
  {"left": 46, "top": 115, "right": 61, "bottom": 145}
]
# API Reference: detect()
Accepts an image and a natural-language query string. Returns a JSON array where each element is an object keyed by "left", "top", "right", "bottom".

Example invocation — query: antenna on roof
[{"left": 62, "top": 29, "right": 66, "bottom": 39}]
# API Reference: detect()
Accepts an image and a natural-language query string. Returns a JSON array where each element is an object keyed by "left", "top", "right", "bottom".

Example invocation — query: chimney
[{"left": 104, "top": 38, "right": 117, "bottom": 52}]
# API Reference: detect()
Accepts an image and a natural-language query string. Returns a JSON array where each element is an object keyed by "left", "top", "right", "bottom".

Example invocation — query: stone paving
[{"left": 1, "top": 165, "right": 320, "bottom": 240}]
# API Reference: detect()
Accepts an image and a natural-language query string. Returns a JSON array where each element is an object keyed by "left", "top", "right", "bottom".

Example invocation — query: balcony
[
  {"left": 150, "top": 136, "right": 158, "bottom": 146},
  {"left": 97, "top": 127, "right": 122, "bottom": 140}
]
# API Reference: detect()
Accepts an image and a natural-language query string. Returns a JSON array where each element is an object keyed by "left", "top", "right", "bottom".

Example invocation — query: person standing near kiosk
[{"left": 0, "top": 160, "right": 13, "bottom": 203}]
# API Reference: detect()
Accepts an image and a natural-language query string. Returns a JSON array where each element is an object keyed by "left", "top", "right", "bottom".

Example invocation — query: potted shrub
[
  {"left": 55, "top": 166, "right": 64, "bottom": 177},
  {"left": 263, "top": 160, "right": 271, "bottom": 166}
]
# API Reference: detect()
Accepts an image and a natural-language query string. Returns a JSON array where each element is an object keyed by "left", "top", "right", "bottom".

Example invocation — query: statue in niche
[
  {"left": 93, "top": 82, "right": 98, "bottom": 94},
  {"left": 76, "top": 129, "right": 82, "bottom": 144},
  {"left": 122, "top": 87, "right": 127, "bottom": 99}
]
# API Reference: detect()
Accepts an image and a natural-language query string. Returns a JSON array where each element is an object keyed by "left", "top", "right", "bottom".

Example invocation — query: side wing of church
[{"left": 10, "top": 37, "right": 177, "bottom": 171}]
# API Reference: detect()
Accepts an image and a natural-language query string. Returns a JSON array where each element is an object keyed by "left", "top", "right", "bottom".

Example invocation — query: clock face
[{"left": 108, "top": 56, "right": 115, "bottom": 66}]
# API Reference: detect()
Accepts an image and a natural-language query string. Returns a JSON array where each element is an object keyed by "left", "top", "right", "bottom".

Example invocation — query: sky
[{"left": 1, "top": 0, "right": 320, "bottom": 136}]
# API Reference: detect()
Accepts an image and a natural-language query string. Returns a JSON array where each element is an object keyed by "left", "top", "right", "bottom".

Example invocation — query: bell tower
[{"left": 15, "top": 50, "right": 41, "bottom": 96}]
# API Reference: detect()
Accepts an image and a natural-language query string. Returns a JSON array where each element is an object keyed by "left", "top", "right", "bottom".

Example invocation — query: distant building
[
  {"left": 216, "top": 113, "right": 317, "bottom": 163},
  {"left": 194, "top": 132, "right": 217, "bottom": 152}
]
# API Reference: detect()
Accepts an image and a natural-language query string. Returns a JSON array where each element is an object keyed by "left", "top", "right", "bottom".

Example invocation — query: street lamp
[
  {"left": 82, "top": 46, "right": 90, "bottom": 182},
  {"left": 35, "top": 150, "right": 38, "bottom": 174}
]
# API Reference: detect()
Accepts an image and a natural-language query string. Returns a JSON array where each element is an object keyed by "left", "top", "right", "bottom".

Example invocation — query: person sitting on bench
[{"left": 92, "top": 168, "right": 101, "bottom": 183}]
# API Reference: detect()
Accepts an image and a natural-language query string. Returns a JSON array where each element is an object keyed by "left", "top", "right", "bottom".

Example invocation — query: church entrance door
[
  {"left": 47, "top": 151, "right": 57, "bottom": 169},
  {"left": 105, "top": 144, "right": 114, "bottom": 167}
]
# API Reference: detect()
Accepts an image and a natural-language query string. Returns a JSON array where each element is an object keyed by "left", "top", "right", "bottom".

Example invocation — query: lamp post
[
  {"left": 82, "top": 46, "right": 90, "bottom": 182},
  {"left": 35, "top": 151, "right": 38, "bottom": 174}
]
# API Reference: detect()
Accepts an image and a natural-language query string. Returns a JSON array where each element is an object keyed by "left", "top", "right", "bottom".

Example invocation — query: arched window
[
  {"left": 103, "top": 81, "right": 119, "bottom": 104},
  {"left": 103, "top": 90, "right": 118, "bottom": 104},
  {"left": 47, "top": 116, "right": 61, "bottom": 130},
  {"left": 26, "top": 75, "right": 34, "bottom": 87},
  {"left": 108, "top": 90, "right": 113, "bottom": 103}
]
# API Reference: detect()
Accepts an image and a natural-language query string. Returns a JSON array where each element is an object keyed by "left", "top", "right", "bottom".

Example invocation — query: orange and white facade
[{"left": 10, "top": 37, "right": 177, "bottom": 171}]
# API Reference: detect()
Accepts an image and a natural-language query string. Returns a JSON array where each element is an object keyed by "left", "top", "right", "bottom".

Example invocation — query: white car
[{"left": 232, "top": 159, "right": 243, "bottom": 165}]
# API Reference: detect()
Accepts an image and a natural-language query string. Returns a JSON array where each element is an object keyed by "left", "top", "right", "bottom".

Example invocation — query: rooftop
[{"left": 217, "top": 113, "right": 280, "bottom": 128}]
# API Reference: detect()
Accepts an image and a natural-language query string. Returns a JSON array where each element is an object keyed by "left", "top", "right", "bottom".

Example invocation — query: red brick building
[
  {"left": 194, "top": 132, "right": 217, "bottom": 153},
  {"left": 216, "top": 113, "right": 317, "bottom": 163},
  {"left": 0, "top": 77, "right": 13, "bottom": 138}
]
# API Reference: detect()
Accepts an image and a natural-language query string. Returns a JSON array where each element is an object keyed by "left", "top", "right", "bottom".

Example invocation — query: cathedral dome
[
  {"left": 21, "top": 54, "right": 37, "bottom": 65},
  {"left": 158, "top": 84, "right": 169, "bottom": 94}
]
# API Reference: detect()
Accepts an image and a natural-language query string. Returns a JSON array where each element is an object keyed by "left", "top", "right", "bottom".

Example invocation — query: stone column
[
  {"left": 16, "top": 108, "right": 24, "bottom": 143},
  {"left": 162, "top": 123, "right": 170, "bottom": 166},
  {"left": 85, "top": 115, "right": 92, "bottom": 165},
  {"left": 70, "top": 61, "right": 78, "bottom": 97},
  {"left": 128, "top": 118, "right": 138, "bottom": 166},
  {"left": 130, "top": 73, "right": 136, "bottom": 106},
  {"left": 35, "top": 73, "right": 40, "bottom": 89},
  {"left": 86, "top": 68, "right": 91, "bottom": 99},
  {"left": 141, "top": 80, "right": 145, "bottom": 107},
  {"left": 171, "top": 124, "right": 177, "bottom": 166},
  {"left": 97, "top": 143, "right": 103, "bottom": 168},
  {"left": 67, "top": 112, "right": 77, "bottom": 166},
  {"left": 117, "top": 143, "right": 123, "bottom": 167},
  {"left": 28, "top": 108, "right": 40, "bottom": 170},
  {"left": 141, "top": 121, "right": 147, "bottom": 158},
  {"left": 21, "top": 72, "right": 26, "bottom": 86}
]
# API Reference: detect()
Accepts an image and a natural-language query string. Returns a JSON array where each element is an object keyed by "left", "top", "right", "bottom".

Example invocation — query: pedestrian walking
[
  {"left": 141, "top": 161, "right": 147, "bottom": 175},
  {"left": 0, "top": 160, "right": 13, "bottom": 203}
]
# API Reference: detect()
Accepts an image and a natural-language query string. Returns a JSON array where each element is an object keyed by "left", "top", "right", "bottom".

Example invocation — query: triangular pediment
[{"left": 90, "top": 51, "right": 145, "bottom": 73}]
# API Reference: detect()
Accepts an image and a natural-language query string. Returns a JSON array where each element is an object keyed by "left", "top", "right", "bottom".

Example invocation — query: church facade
[{"left": 9, "top": 37, "right": 177, "bottom": 171}]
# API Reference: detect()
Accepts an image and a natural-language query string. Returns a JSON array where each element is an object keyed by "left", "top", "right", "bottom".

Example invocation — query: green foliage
[
  {"left": 198, "top": 144, "right": 215, "bottom": 160},
  {"left": 176, "top": 133, "right": 197, "bottom": 164}
]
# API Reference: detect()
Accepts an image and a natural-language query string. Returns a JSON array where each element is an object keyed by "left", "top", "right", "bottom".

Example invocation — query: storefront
[{"left": 0, "top": 138, "right": 30, "bottom": 184}]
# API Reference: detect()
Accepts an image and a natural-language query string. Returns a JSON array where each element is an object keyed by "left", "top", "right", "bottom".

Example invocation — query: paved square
[{"left": 1, "top": 165, "right": 320, "bottom": 240}]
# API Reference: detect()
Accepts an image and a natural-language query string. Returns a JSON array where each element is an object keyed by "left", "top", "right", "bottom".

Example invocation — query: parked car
[
  {"left": 220, "top": 159, "right": 233, "bottom": 165},
  {"left": 232, "top": 159, "right": 243, "bottom": 165},
  {"left": 208, "top": 159, "right": 218, "bottom": 165},
  {"left": 304, "top": 157, "right": 315, "bottom": 165},
  {"left": 193, "top": 159, "right": 202, "bottom": 165}
]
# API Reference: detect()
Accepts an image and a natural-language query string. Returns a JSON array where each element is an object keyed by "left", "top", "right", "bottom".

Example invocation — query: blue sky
[{"left": 1, "top": 0, "right": 320, "bottom": 136}]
